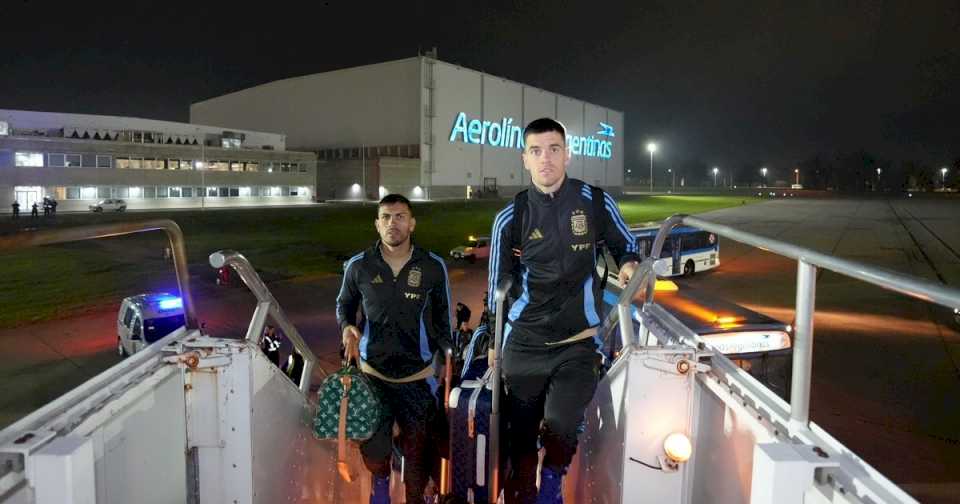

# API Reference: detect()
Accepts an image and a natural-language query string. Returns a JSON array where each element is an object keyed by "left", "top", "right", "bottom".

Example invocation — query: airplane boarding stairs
[{"left": 1, "top": 216, "right": 955, "bottom": 503}]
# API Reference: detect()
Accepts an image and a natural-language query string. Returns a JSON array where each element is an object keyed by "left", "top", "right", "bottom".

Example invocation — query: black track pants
[
  {"left": 359, "top": 377, "right": 442, "bottom": 502},
  {"left": 501, "top": 339, "right": 601, "bottom": 502}
]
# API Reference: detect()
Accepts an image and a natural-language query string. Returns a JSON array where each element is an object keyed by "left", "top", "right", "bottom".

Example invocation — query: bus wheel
[{"left": 683, "top": 260, "right": 695, "bottom": 277}]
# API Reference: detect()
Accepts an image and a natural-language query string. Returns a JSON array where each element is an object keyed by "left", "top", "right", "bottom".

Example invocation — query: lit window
[
  {"left": 157, "top": 186, "right": 169, "bottom": 198},
  {"left": 238, "top": 186, "right": 251, "bottom": 197},
  {"left": 81, "top": 187, "right": 97, "bottom": 200},
  {"left": 230, "top": 162, "right": 242, "bottom": 172},
  {"left": 66, "top": 187, "right": 80, "bottom": 199},
  {"left": 169, "top": 186, "right": 181, "bottom": 198},
  {"left": 116, "top": 187, "right": 129, "bottom": 198},
  {"left": 15, "top": 152, "right": 44, "bottom": 167},
  {"left": 246, "top": 162, "right": 258, "bottom": 172},
  {"left": 207, "top": 187, "right": 218, "bottom": 197},
  {"left": 129, "top": 187, "right": 142, "bottom": 198},
  {"left": 167, "top": 159, "right": 179, "bottom": 170},
  {"left": 143, "top": 186, "right": 156, "bottom": 198}
]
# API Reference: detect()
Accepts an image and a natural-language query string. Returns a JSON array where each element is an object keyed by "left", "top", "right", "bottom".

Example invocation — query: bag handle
[
  {"left": 343, "top": 333, "right": 361, "bottom": 368},
  {"left": 336, "top": 374, "right": 356, "bottom": 482}
]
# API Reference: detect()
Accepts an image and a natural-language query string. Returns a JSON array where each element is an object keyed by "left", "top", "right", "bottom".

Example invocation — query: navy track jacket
[
  {"left": 337, "top": 242, "right": 453, "bottom": 379},
  {"left": 487, "top": 177, "right": 640, "bottom": 349}
]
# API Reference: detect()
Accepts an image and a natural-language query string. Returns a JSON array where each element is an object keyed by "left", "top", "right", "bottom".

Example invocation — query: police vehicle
[{"left": 116, "top": 293, "right": 185, "bottom": 357}]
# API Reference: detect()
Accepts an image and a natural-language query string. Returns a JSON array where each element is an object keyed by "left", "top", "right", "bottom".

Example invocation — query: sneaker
[
  {"left": 370, "top": 475, "right": 391, "bottom": 504},
  {"left": 536, "top": 467, "right": 563, "bottom": 504}
]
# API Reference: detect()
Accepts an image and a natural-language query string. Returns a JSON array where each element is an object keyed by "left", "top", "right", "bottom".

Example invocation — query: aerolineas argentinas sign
[{"left": 448, "top": 112, "right": 614, "bottom": 160}]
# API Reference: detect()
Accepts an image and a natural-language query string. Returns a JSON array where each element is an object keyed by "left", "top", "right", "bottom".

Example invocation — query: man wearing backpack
[{"left": 487, "top": 118, "right": 640, "bottom": 503}]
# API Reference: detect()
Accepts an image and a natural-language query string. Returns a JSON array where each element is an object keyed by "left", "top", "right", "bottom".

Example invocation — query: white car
[
  {"left": 117, "top": 293, "right": 185, "bottom": 357},
  {"left": 449, "top": 236, "right": 491, "bottom": 263},
  {"left": 90, "top": 198, "right": 127, "bottom": 212}
]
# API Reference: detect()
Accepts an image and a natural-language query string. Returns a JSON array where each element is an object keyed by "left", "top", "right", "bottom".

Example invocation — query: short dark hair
[
  {"left": 378, "top": 193, "right": 413, "bottom": 214},
  {"left": 523, "top": 117, "right": 567, "bottom": 145}
]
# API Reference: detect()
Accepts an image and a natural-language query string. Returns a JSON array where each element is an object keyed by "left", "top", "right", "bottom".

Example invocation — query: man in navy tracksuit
[
  {"left": 488, "top": 118, "right": 640, "bottom": 503},
  {"left": 338, "top": 194, "right": 453, "bottom": 504}
]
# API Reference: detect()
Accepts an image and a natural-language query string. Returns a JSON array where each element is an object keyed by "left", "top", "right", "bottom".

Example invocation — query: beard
[{"left": 381, "top": 229, "right": 409, "bottom": 247}]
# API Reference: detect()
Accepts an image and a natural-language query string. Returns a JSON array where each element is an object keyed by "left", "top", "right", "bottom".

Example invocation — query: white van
[{"left": 117, "top": 293, "right": 185, "bottom": 356}]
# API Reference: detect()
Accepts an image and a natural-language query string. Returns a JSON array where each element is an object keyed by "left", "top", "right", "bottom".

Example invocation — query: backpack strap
[
  {"left": 510, "top": 189, "right": 529, "bottom": 252},
  {"left": 590, "top": 185, "right": 610, "bottom": 291}
]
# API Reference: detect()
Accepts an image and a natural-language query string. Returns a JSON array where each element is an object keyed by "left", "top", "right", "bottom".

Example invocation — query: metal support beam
[{"left": 790, "top": 260, "right": 817, "bottom": 428}]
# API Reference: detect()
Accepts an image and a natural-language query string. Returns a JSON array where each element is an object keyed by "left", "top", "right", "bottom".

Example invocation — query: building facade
[
  {"left": 190, "top": 56, "right": 624, "bottom": 200},
  {"left": 0, "top": 110, "right": 317, "bottom": 213}
]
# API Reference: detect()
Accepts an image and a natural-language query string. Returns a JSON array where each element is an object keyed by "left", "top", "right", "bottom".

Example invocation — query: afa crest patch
[
  {"left": 571, "top": 210, "right": 588, "bottom": 236},
  {"left": 407, "top": 267, "right": 422, "bottom": 288}
]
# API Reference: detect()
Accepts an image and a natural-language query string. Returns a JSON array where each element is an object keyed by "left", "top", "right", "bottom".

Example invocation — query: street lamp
[
  {"left": 761, "top": 167, "right": 768, "bottom": 187},
  {"left": 942, "top": 167, "right": 949, "bottom": 189},
  {"left": 668, "top": 168, "right": 675, "bottom": 192},
  {"left": 794, "top": 168, "right": 799, "bottom": 185},
  {"left": 712, "top": 167, "right": 719, "bottom": 187},
  {"left": 876, "top": 167, "right": 882, "bottom": 191},
  {"left": 646, "top": 142, "right": 657, "bottom": 193}
]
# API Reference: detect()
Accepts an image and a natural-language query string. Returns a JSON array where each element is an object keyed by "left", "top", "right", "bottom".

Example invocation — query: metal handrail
[
  {"left": 648, "top": 213, "right": 960, "bottom": 428},
  {"left": 599, "top": 257, "right": 658, "bottom": 350},
  {"left": 208, "top": 250, "right": 322, "bottom": 394},
  {"left": 0, "top": 219, "right": 197, "bottom": 329},
  {"left": 488, "top": 276, "right": 513, "bottom": 504},
  {"left": 682, "top": 215, "right": 960, "bottom": 309}
]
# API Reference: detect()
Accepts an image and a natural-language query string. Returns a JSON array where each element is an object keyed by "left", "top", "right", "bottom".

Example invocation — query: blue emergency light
[{"left": 157, "top": 297, "right": 183, "bottom": 310}]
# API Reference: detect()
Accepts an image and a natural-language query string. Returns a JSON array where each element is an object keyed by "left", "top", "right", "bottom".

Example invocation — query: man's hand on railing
[
  {"left": 618, "top": 260, "right": 639, "bottom": 285},
  {"left": 342, "top": 325, "right": 361, "bottom": 364}
]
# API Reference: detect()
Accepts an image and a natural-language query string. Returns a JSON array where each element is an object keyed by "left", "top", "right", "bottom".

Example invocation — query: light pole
[
  {"left": 646, "top": 142, "right": 657, "bottom": 193},
  {"left": 712, "top": 167, "right": 719, "bottom": 187},
  {"left": 794, "top": 168, "right": 799, "bottom": 185},
  {"left": 668, "top": 168, "right": 675, "bottom": 192},
  {"left": 761, "top": 167, "right": 768, "bottom": 187},
  {"left": 876, "top": 167, "right": 882, "bottom": 191},
  {"left": 942, "top": 167, "right": 949, "bottom": 189},
  {"left": 195, "top": 161, "right": 206, "bottom": 211}
]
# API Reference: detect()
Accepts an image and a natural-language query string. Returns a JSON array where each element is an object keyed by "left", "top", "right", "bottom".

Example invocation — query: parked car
[
  {"left": 90, "top": 198, "right": 127, "bottom": 212},
  {"left": 449, "top": 236, "right": 490, "bottom": 263},
  {"left": 117, "top": 293, "right": 185, "bottom": 357}
]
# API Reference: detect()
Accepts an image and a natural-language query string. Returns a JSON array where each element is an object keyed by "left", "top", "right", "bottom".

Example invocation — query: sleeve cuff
[{"left": 618, "top": 254, "right": 640, "bottom": 267}]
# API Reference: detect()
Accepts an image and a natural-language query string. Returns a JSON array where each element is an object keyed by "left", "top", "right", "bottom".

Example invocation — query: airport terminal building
[
  {"left": 0, "top": 110, "right": 317, "bottom": 212},
  {"left": 190, "top": 56, "right": 625, "bottom": 200}
]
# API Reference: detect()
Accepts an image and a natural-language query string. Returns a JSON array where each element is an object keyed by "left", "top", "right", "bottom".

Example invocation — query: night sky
[{"left": 2, "top": 1, "right": 957, "bottom": 180}]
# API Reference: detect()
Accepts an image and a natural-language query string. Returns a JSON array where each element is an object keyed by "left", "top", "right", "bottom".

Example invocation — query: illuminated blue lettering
[
  {"left": 489, "top": 121, "right": 502, "bottom": 146},
  {"left": 449, "top": 113, "right": 610, "bottom": 157},
  {"left": 467, "top": 120, "right": 482, "bottom": 144},
  {"left": 449, "top": 112, "right": 468, "bottom": 143}
]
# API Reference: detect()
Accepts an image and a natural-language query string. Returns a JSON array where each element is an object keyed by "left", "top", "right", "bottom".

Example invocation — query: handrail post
[
  {"left": 489, "top": 277, "right": 513, "bottom": 504},
  {"left": 790, "top": 259, "right": 817, "bottom": 428}
]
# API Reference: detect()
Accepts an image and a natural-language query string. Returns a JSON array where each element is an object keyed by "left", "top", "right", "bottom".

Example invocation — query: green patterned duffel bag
[
  {"left": 313, "top": 364, "right": 382, "bottom": 482},
  {"left": 313, "top": 365, "right": 382, "bottom": 441}
]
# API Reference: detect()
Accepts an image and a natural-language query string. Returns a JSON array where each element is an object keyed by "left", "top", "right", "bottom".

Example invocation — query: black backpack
[{"left": 507, "top": 184, "right": 611, "bottom": 292}]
